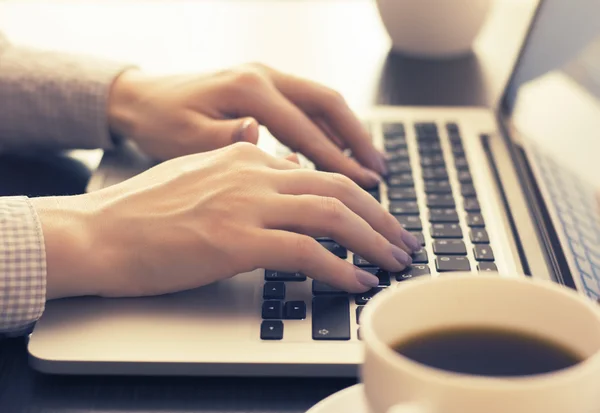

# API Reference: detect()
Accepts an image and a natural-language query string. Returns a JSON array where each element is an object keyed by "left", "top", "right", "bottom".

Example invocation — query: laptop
[{"left": 27, "top": 0, "right": 600, "bottom": 377}]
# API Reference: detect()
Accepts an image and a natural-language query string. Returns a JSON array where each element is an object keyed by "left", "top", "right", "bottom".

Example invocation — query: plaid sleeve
[
  {"left": 0, "top": 32, "right": 135, "bottom": 152},
  {"left": 0, "top": 196, "right": 46, "bottom": 335}
]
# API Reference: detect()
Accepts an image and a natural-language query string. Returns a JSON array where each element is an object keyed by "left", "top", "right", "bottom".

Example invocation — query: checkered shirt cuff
[{"left": 0, "top": 196, "right": 46, "bottom": 334}]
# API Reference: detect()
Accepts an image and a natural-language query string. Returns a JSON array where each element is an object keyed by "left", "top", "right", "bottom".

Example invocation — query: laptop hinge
[{"left": 495, "top": 115, "right": 576, "bottom": 289}]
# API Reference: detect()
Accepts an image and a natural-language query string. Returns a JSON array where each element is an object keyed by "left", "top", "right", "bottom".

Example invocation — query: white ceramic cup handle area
[{"left": 387, "top": 403, "right": 425, "bottom": 413}]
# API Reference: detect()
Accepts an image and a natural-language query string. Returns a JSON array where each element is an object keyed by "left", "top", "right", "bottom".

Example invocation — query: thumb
[
  {"left": 204, "top": 117, "right": 260, "bottom": 149},
  {"left": 232, "top": 118, "right": 259, "bottom": 145}
]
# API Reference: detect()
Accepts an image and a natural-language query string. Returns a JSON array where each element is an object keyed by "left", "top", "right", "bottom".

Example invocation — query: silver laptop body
[{"left": 28, "top": 0, "right": 600, "bottom": 377}]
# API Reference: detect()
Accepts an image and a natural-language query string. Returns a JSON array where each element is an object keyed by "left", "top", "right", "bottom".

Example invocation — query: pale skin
[{"left": 32, "top": 63, "right": 421, "bottom": 301}]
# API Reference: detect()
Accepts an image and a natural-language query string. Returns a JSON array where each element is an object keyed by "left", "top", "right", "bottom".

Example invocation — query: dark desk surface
[{"left": 0, "top": 0, "right": 535, "bottom": 412}]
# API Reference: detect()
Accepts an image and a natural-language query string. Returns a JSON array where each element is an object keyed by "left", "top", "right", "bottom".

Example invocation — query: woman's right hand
[{"left": 33, "top": 142, "right": 420, "bottom": 300}]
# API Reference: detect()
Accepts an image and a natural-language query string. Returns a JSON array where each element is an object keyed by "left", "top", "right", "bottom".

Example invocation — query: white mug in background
[
  {"left": 360, "top": 273, "right": 600, "bottom": 413},
  {"left": 374, "top": 0, "right": 493, "bottom": 58}
]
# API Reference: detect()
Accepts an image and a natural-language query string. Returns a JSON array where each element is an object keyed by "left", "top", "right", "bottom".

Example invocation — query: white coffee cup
[
  {"left": 360, "top": 273, "right": 600, "bottom": 413},
  {"left": 374, "top": 0, "right": 493, "bottom": 58}
]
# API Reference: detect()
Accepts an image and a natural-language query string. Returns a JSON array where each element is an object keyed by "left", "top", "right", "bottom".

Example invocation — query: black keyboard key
[
  {"left": 387, "top": 173, "right": 414, "bottom": 187},
  {"left": 474, "top": 245, "right": 495, "bottom": 261},
  {"left": 424, "top": 180, "right": 452, "bottom": 194},
  {"left": 446, "top": 122, "right": 460, "bottom": 135},
  {"left": 372, "top": 269, "right": 390, "bottom": 287},
  {"left": 436, "top": 256, "right": 471, "bottom": 272},
  {"left": 262, "top": 300, "right": 283, "bottom": 319},
  {"left": 319, "top": 240, "right": 347, "bottom": 258},
  {"left": 448, "top": 132, "right": 462, "bottom": 144},
  {"left": 367, "top": 188, "right": 380, "bottom": 202},
  {"left": 265, "top": 270, "right": 307, "bottom": 282},
  {"left": 451, "top": 144, "right": 465, "bottom": 156},
  {"left": 312, "top": 280, "right": 346, "bottom": 295},
  {"left": 389, "top": 201, "right": 420, "bottom": 215},
  {"left": 457, "top": 170, "right": 472, "bottom": 183},
  {"left": 411, "top": 232, "right": 426, "bottom": 246},
  {"left": 353, "top": 255, "right": 372, "bottom": 266},
  {"left": 312, "top": 296, "right": 351, "bottom": 340},
  {"left": 433, "top": 239, "right": 467, "bottom": 255},
  {"left": 464, "top": 197, "right": 481, "bottom": 212},
  {"left": 388, "top": 161, "right": 412, "bottom": 174},
  {"left": 430, "top": 223, "right": 463, "bottom": 238},
  {"left": 370, "top": 268, "right": 391, "bottom": 286},
  {"left": 461, "top": 184, "right": 477, "bottom": 197},
  {"left": 415, "top": 122, "right": 438, "bottom": 139},
  {"left": 263, "top": 282, "right": 286, "bottom": 299},
  {"left": 467, "top": 213, "right": 485, "bottom": 227},
  {"left": 386, "top": 148, "right": 409, "bottom": 161},
  {"left": 412, "top": 249, "right": 429, "bottom": 264},
  {"left": 478, "top": 262, "right": 498, "bottom": 272},
  {"left": 427, "top": 194, "right": 456, "bottom": 208},
  {"left": 261, "top": 320, "right": 284, "bottom": 340},
  {"left": 418, "top": 141, "right": 442, "bottom": 153},
  {"left": 395, "top": 215, "right": 423, "bottom": 231},
  {"left": 422, "top": 167, "right": 448, "bottom": 181},
  {"left": 383, "top": 122, "right": 406, "bottom": 137},
  {"left": 388, "top": 187, "right": 417, "bottom": 201},
  {"left": 429, "top": 208, "right": 459, "bottom": 223},
  {"left": 455, "top": 157, "right": 469, "bottom": 170},
  {"left": 470, "top": 228, "right": 490, "bottom": 244},
  {"left": 421, "top": 154, "right": 446, "bottom": 168},
  {"left": 284, "top": 301, "right": 306, "bottom": 319},
  {"left": 384, "top": 138, "right": 407, "bottom": 151},
  {"left": 356, "top": 306, "right": 364, "bottom": 324},
  {"left": 396, "top": 264, "right": 430, "bottom": 281},
  {"left": 355, "top": 287, "right": 384, "bottom": 305}
]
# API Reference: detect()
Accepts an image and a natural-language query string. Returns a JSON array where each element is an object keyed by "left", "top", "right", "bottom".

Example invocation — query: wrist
[
  {"left": 31, "top": 196, "right": 104, "bottom": 300},
  {"left": 107, "top": 68, "right": 145, "bottom": 142}
]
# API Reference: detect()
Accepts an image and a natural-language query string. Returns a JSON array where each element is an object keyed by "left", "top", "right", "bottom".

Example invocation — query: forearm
[{"left": 0, "top": 33, "right": 134, "bottom": 152}]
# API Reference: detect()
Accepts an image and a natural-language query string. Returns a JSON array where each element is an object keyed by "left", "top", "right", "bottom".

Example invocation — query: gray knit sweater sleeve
[{"left": 0, "top": 33, "right": 133, "bottom": 151}]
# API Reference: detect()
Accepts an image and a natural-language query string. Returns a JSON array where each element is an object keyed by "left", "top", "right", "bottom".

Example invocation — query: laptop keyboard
[
  {"left": 531, "top": 145, "right": 600, "bottom": 301},
  {"left": 260, "top": 121, "right": 498, "bottom": 341}
]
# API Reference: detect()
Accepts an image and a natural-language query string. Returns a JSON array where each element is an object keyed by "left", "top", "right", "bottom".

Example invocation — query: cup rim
[{"left": 360, "top": 273, "right": 600, "bottom": 390}]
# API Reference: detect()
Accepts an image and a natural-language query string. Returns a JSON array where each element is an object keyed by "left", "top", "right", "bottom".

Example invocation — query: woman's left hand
[{"left": 107, "top": 63, "right": 386, "bottom": 188}]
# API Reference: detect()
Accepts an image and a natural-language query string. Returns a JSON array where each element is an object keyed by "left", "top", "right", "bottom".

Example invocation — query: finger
[
  {"left": 275, "top": 169, "right": 421, "bottom": 253},
  {"left": 312, "top": 116, "right": 346, "bottom": 149},
  {"left": 230, "top": 82, "right": 382, "bottom": 188},
  {"left": 250, "top": 229, "right": 380, "bottom": 293},
  {"left": 200, "top": 116, "right": 260, "bottom": 148},
  {"left": 263, "top": 195, "right": 411, "bottom": 272},
  {"left": 285, "top": 153, "right": 300, "bottom": 164},
  {"left": 263, "top": 70, "right": 387, "bottom": 175}
]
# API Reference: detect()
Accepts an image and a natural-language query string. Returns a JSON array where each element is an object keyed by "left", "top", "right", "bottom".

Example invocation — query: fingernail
[
  {"left": 363, "top": 168, "right": 382, "bottom": 186},
  {"left": 401, "top": 231, "right": 421, "bottom": 252},
  {"left": 233, "top": 118, "right": 256, "bottom": 143},
  {"left": 355, "top": 268, "right": 380, "bottom": 288},
  {"left": 391, "top": 244, "right": 413, "bottom": 266}
]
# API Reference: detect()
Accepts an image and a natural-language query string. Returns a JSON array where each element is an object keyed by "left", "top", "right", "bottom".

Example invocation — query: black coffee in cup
[{"left": 393, "top": 326, "right": 583, "bottom": 377}]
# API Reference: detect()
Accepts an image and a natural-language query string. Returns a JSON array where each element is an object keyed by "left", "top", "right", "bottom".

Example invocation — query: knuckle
[
  {"left": 324, "top": 88, "right": 346, "bottom": 106},
  {"left": 228, "top": 141, "right": 262, "bottom": 158},
  {"left": 229, "top": 69, "right": 268, "bottom": 92},
  {"left": 320, "top": 196, "right": 345, "bottom": 223},
  {"left": 329, "top": 172, "right": 355, "bottom": 194},
  {"left": 245, "top": 61, "right": 270, "bottom": 72}
]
